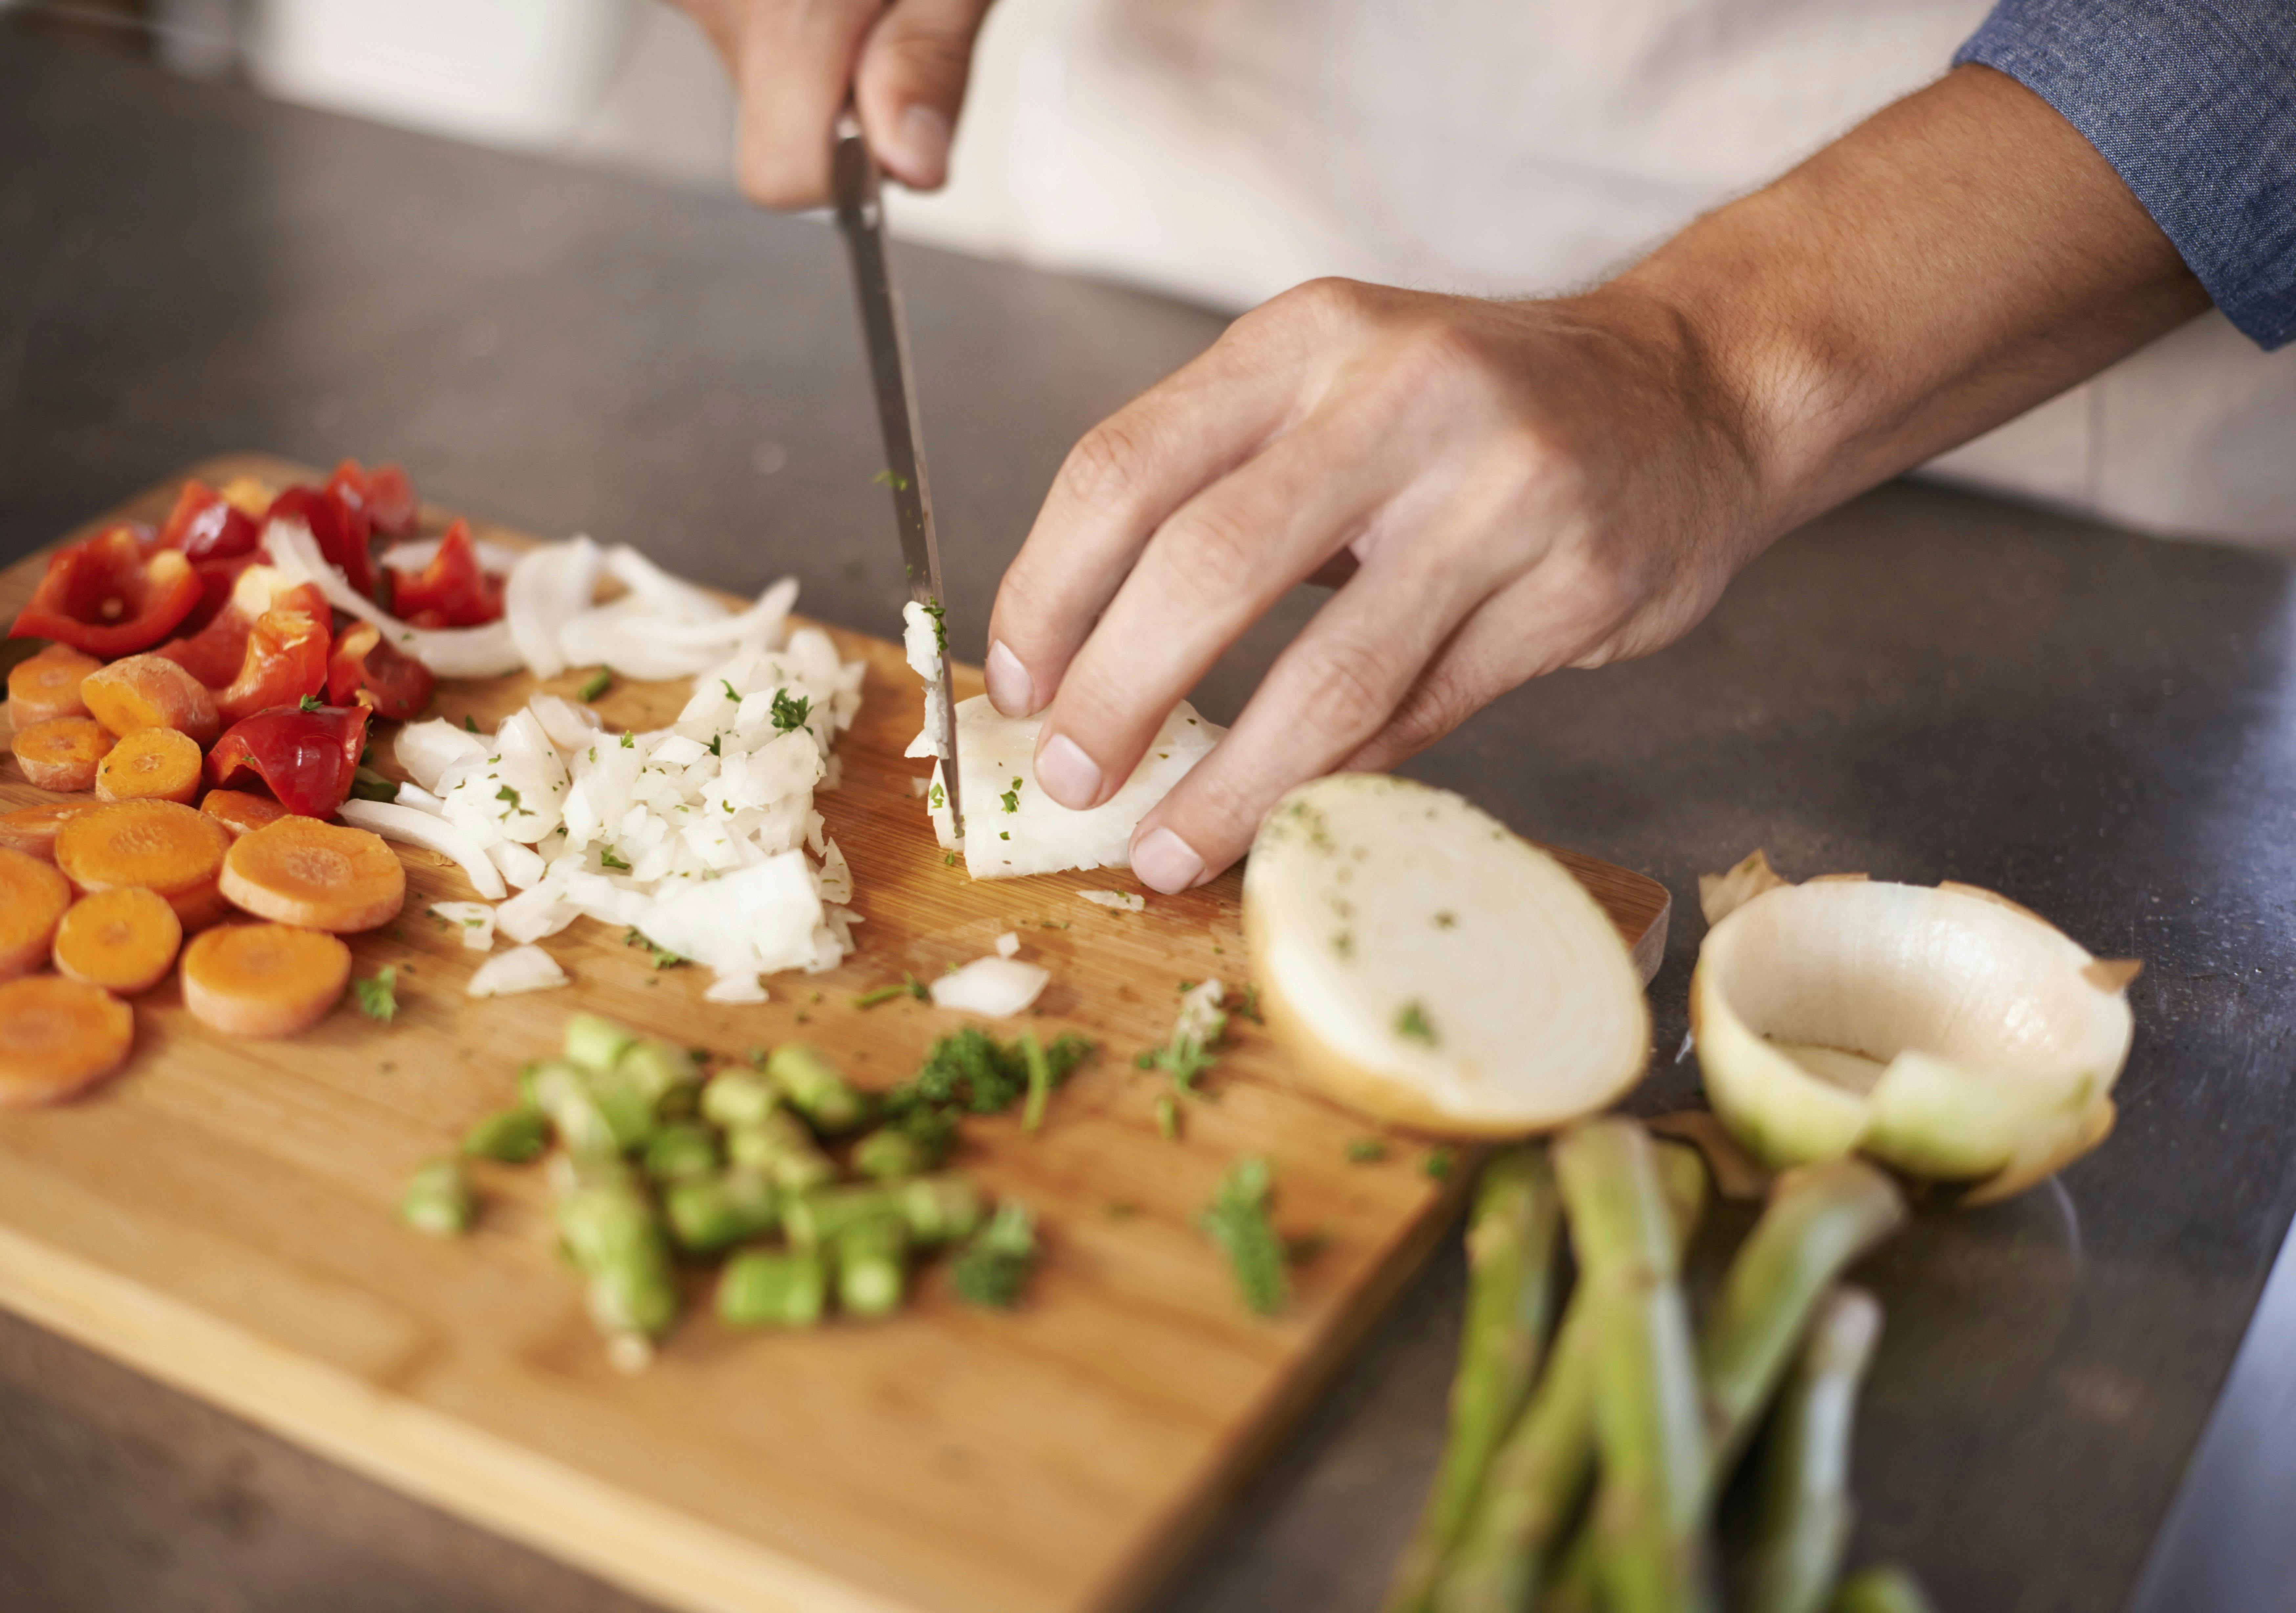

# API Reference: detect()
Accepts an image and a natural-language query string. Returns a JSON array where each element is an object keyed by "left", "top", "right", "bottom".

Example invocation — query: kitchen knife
[{"left": 830, "top": 115, "right": 964, "bottom": 843}]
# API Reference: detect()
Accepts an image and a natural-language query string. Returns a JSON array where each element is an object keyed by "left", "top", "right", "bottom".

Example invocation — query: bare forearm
[{"left": 1622, "top": 63, "right": 2211, "bottom": 536}]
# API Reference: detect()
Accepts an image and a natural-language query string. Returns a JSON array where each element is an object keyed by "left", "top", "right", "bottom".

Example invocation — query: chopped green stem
[
  {"left": 399, "top": 1159, "right": 475, "bottom": 1235},
  {"left": 563, "top": 1012, "right": 638, "bottom": 1075},
  {"left": 662, "top": 1168, "right": 780, "bottom": 1254},
  {"left": 576, "top": 667, "right": 613, "bottom": 702},
  {"left": 462, "top": 1106, "right": 549, "bottom": 1164},
  {"left": 699, "top": 1069, "right": 778, "bottom": 1130},
  {"left": 1828, "top": 1567, "right": 1938, "bottom": 1613},
  {"left": 643, "top": 1121, "right": 722, "bottom": 1184},
  {"left": 1200, "top": 1156, "right": 1288, "bottom": 1315},
  {"left": 1020, "top": 1032, "right": 1053, "bottom": 1133},
  {"left": 725, "top": 1110, "right": 837, "bottom": 1192},
  {"left": 718, "top": 1248, "right": 827, "bottom": 1327},
  {"left": 832, "top": 1213, "right": 910, "bottom": 1317},
  {"left": 526, "top": 1060, "right": 621, "bottom": 1160},
  {"left": 766, "top": 1044, "right": 869, "bottom": 1134},
  {"left": 556, "top": 1168, "right": 679, "bottom": 1341}
]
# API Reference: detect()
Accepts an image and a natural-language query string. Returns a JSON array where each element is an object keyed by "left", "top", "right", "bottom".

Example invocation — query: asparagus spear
[
  {"left": 1554, "top": 1119, "right": 1714, "bottom": 1613},
  {"left": 766, "top": 1043, "right": 870, "bottom": 1134},
  {"left": 832, "top": 1211, "right": 910, "bottom": 1316},
  {"left": 1828, "top": 1566, "right": 1937, "bottom": 1613},
  {"left": 662, "top": 1167, "right": 780, "bottom": 1254},
  {"left": 1431, "top": 1140, "right": 1709, "bottom": 1613},
  {"left": 1737, "top": 1287, "right": 1884, "bottom": 1613},
  {"left": 719, "top": 1248, "right": 828, "bottom": 1327},
  {"left": 462, "top": 1106, "right": 549, "bottom": 1163},
  {"left": 1545, "top": 1157, "right": 1907, "bottom": 1607},
  {"left": 399, "top": 1159, "right": 476, "bottom": 1235},
  {"left": 1381, "top": 1146, "right": 1565, "bottom": 1613}
]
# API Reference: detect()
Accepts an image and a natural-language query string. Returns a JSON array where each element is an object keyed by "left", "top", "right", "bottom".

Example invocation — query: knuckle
[
  {"left": 1059, "top": 419, "right": 1156, "bottom": 514},
  {"left": 1381, "top": 674, "right": 1476, "bottom": 757},
  {"left": 1293, "top": 630, "right": 1401, "bottom": 738},
  {"left": 1155, "top": 501, "right": 1261, "bottom": 604}
]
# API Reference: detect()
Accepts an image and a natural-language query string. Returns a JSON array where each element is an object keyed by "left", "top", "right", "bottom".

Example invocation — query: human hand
[
  {"left": 983, "top": 278, "right": 1772, "bottom": 894},
  {"left": 670, "top": 0, "right": 993, "bottom": 206}
]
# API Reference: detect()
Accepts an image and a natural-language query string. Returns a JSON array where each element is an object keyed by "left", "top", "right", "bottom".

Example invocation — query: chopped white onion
[
  {"left": 396, "top": 718, "right": 489, "bottom": 794},
  {"left": 994, "top": 931, "right": 1020, "bottom": 959},
  {"left": 502, "top": 535, "right": 604, "bottom": 678},
  {"left": 467, "top": 945, "right": 568, "bottom": 997},
  {"left": 929, "top": 956, "right": 1050, "bottom": 1017},
  {"left": 529, "top": 693, "right": 603, "bottom": 751},
  {"left": 336, "top": 799, "right": 507, "bottom": 899},
  {"left": 1077, "top": 890, "right": 1146, "bottom": 912},
  {"left": 429, "top": 901, "right": 497, "bottom": 951}
]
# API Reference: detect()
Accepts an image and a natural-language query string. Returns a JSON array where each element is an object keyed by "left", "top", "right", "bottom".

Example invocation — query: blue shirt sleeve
[{"left": 1955, "top": 0, "right": 2296, "bottom": 351}]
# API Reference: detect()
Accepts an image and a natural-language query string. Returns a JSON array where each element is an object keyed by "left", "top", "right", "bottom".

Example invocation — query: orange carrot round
[
  {"left": 0, "top": 848, "right": 73, "bottom": 981},
  {"left": 199, "top": 788, "right": 291, "bottom": 839},
  {"left": 8, "top": 644, "right": 101, "bottom": 725},
  {"left": 97, "top": 726, "right": 204, "bottom": 805},
  {"left": 53, "top": 887, "right": 182, "bottom": 995},
  {"left": 180, "top": 922, "right": 348, "bottom": 1038},
  {"left": 80, "top": 653, "right": 221, "bottom": 746},
  {"left": 0, "top": 799, "right": 104, "bottom": 861},
  {"left": 11, "top": 716, "right": 110, "bottom": 791},
  {"left": 219, "top": 816, "right": 406, "bottom": 933},
  {"left": 0, "top": 975, "right": 135, "bottom": 1106},
  {"left": 54, "top": 799, "right": 232, "bottom": 930}
]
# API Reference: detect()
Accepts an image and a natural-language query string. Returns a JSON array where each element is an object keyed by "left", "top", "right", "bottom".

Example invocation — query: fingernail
[
  {"left": 985, "top": 640, "right": 1033, "bottom": 715},
  {"left": 1035, "top": 732, "right": 1103, "bottom": 809},
  {"left": 891, "top": 104, "right": 951, "bottom": 186},
  {"left": 1132, "top": 827, "right": 1205, "bottom": 894}
]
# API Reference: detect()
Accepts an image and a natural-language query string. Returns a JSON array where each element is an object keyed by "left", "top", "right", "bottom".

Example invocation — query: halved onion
[
  {"left": 1244, "top": 774, "right": 1650, "bottom": 1135},
  {"left": 1691, "top": 857, "right": 2135, "bottom": 1202}
]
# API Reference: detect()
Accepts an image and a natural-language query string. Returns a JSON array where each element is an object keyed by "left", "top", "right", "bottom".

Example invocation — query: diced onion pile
[{"left": 359, "top": 610, "right": 868, "bottom": 1003}]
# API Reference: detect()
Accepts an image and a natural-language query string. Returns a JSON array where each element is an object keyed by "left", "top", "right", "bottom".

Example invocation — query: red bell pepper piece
[
  {"left": 215, "top": 605, "right": 331, "bottom": 725},
  {"left": 267, "top": 483, "right": 377, "bottom": 602},
  {"left": 326, "top": 620, "right": 435, "bottom": 722},
  {"left": 10, "top": 526, "right": 204, "bottom": 657},
  {"left": 206, "top": 703, "right": 371, "bottom": 819},
  {"left": 162, "top": 576, "right": 328, "bottom": 691},
  {"left": 176, "top": 552, "right": 259, "bottom": 638},
  {"left": 387, "top": 519, "right": 503, "bottom": 627},
  {"left": 158, "top": 479, "right": 261, "bottom": 563},
  {"left": 326, "top": 458, "right": 420, "bottom": 540}
]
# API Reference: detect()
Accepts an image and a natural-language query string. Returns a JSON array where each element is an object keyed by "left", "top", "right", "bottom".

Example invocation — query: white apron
[{"left": 911, "top": 0, "right": 2296, "bottom": 547}]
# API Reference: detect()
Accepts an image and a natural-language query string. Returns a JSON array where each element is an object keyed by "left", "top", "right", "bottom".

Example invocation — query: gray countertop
[{"left": 5, "top": 27, "right": 2296, "bottom": 1613}]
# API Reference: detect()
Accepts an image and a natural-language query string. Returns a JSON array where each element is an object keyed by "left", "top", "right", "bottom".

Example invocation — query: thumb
[{"left": 856, "top": 0, "right": 995, "bottom": 191}]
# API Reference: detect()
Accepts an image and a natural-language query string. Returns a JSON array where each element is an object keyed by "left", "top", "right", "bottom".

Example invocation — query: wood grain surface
[{"left": 0, "top": 457, "right": 1670, "bottom": 1613}]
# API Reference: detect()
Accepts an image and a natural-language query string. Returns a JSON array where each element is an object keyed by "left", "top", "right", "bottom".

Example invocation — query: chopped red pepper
[
  {"left": 158, "top": 479, "right": 261, "bottom": 563},
  {"left": 327, "top": 620, "right": 435, "bottom": 722},
  {"left": 206, "top": 703, "right": 371, "bottom": 819},
  {"left": 268, "top": 483, "right": 377, "bottom": 601},
  {"left": 162, "top": 575, "right": 328, "bottom": 691},
  {"left": 215, "top": 605, "right": 331, "bottom": 725},
  {"left": 327, "top": 458, "right": 419, "bottom": 540},
  {"left": 176, "top": 552, "right": 259, "bottom": 638},
  {"left": 10, "top": 526, "right": 205, "bottom": 657},
  {"left": 387, "top": 519, "right": 503, "bottom": 627}
]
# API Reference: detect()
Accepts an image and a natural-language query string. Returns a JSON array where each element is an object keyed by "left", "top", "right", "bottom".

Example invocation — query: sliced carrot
[
  {"left": 0, "top": 799, "right": 104, "bottom": 861},
  {"left": 8, "top": 644, "right": 102, "bottom": 725},
  {"left": 0, "top": 848, "right": 73, "bottom": 981},
  {"left": 53, "top": 887, "right": 182, "bottom": 995},
  {"left": 11, "top": 716, "right": 110, "bottom": 791},
  {"left": 0, "top": 975, "right": 135, "bottom": 1106},
  {"left": 180, "top": 922, "right": 348, "bottom": 1038},
  {"left": 97, "top": 726, "right": 204, "bottom": 805},
  {"left": 54, "top": 799, "right": 232, "bottom": 930},
  {"left": 80, "top": 654, "right": 221, "bottom": 746},
  {"left": 200, "top": 788, "right": 291, "bottom": 839},
  {"left": 219, "top": 816, "right": 405, "bottom": 933}
]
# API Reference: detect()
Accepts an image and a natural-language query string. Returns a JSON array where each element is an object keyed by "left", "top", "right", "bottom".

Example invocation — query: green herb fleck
[
  {"left": 1424, "top": 1148, "right": 1457, "bottom": 1182},
  {"left": 929, "top": 781, "right": 944, "bottom": 809},
  {"left": 944, "top": 851, "right": 957, "bottom": 866},
  {"left": 1346, "top": 1138, "right": 1388, "bottom": 1164},
  {"left": 853, "top": 983, "right": 909, "bottom": 1009},
  {"left": 463, "top": 713, "right": 479, "bottom": 733},
  {"left": 706, "top": 733, "right": 721, "bottom": 757},
  {"left": 872, "top": 468, "right": 912, "bottom": 493},
  {"left": 1200, "top": 1157, "right": 1286, "bottom": 1315},
  {"left": 1395, "top": 1001, "right": 1438, "bottom": 1046},
  {"left": 770, "top": 689, "right": 811, "bottom": 733},
  {"left": 720, "top": 678, "right": 741, "bottom": 702},
  {"left": 577, "top": 667, "right": 613, "bottom": 702},
  {"left": 352, "top": 967, "right": 399, "bottom": 1023},
  {"left": 1154, "top": 1094, "right": 1180, "bottom": 1140},
  {"left": 920, "top": 598, "right": 949, "bottom": 654},
  {"left": 619, "top": 730, "right": 635, "bottom": 749},
  {"left": 599, "top": 847, "right": 631, "bottom": 872},
  {"left": 298, "top": 693, "right": 325, "bottom": 713},
  {"left": 950, "top": 1202, "right": 1036, "bottom": 1309},
  {"left": 495, "top": 784, "right": 522, "bottom": 814},
  {"left": 1001, "top": 777, "right": 1021, "bottom": 814},
  {"left": 624, "top": 928, "right": 686, "bottom": 969}
]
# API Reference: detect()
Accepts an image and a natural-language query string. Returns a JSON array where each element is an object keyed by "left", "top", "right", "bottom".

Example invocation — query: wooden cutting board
[{"left": 0, "top": 456, "right": 1670, "bottom": 1613}]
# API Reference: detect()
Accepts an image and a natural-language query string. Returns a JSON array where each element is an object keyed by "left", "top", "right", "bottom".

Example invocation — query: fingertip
[
  {"left": 1033, "top": 731, "right": 1103, "bottom": 811},
  {"left": 881, "top": 103, "right": 952, "bottom": 190},
  {"left": 985, "top": 639, "right": 1035, "bottom": 716},
  {"left": 1130, "top": 825, "right": 1208, "bottom": 895}
]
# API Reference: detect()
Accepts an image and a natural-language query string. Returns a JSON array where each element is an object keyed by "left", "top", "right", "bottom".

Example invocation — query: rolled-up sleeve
[{"left": 1955, "top": 0, "right": 2296, "bottom": 350}]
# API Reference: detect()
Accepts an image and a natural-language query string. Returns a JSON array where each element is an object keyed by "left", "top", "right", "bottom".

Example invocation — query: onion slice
[
  {"left": 267, "top": 517, "right": 523, "bottom": 677},
  {"left": 337, "top": 799, "right": 508, "bottom": 900},
  {"left": 1244, "top": 774, "right": 1648, "bottom": 1134},
  {"left": 468, "top": 944, "right": 568, "bottom": 997},
  {"left": 503, "top": 534, "right": 603, "bottom": 678},
  {"left": 1690, "top": 857, "right": 2135, "bottom": 1200},
  {"left": 929, "top": 955, "right": 1051, "bottom": 1017}
]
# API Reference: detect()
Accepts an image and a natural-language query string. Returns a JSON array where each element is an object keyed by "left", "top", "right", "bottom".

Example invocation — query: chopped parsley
[
  {"left": 706, "top": 733, "right": 721, "bottom": 757},
  {"left": 298, "top": 693, "right": 324, "bottom": 713},
  {"left": 770, "top": 689, "right": 811, "bottom": 733},
  {"left": 720, "top": 678, "right": 741, "bottom": 702},
  {"left": 1396, "top": 1001, "right": 1438, "bottom": 1046},
  {"left": 1347, "top": 1138, "right": 1388, "bottom": 1164},
  {"left": 623, "top": 928, "right": 686, "bottom": 969},
  {"left": 929, "top": 781, "right": 944, "bottom": 809},
  {"left": 1001, "top": 776, "right": 1021, "bottom": 814},
  {"left": 495, "top": 784, "right": 523, "bottom": 814},
  {"left": 1200, "top": 1157, "right": 1287, "bottom": 1315},
  {"left": 950, "top": 1202, "right": 1037, "bottom": 1309},
  {"left": 351, "top": 967, "right": 399, "bottom": 1023},
  {"left": 598, "top": 847, "right": 631, "bottom": 872},
  {"left": 619, "top": 731, "right": 635, "bottom": 749},
  {"left": 463, "top": 713, "right": 479, "bottom": 732},
  {"left": 920, "top": 598, "right": 949, "bottom": 654},
  {"left": 879, "top": 1027, "right": 1093, "bottom": 1118},
  {"left": 576, "top": 667, "right": 613, "bottom": 702}
]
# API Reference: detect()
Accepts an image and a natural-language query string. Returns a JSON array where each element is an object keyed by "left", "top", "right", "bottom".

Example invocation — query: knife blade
[{"left": 831, "top": 116, "right": 965, "bottom": 843}]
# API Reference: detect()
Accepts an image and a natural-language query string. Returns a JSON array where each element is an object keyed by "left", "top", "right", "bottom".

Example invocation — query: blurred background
[{"left": 6, "top": 0, "right": 2293, "bottom": 549}]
